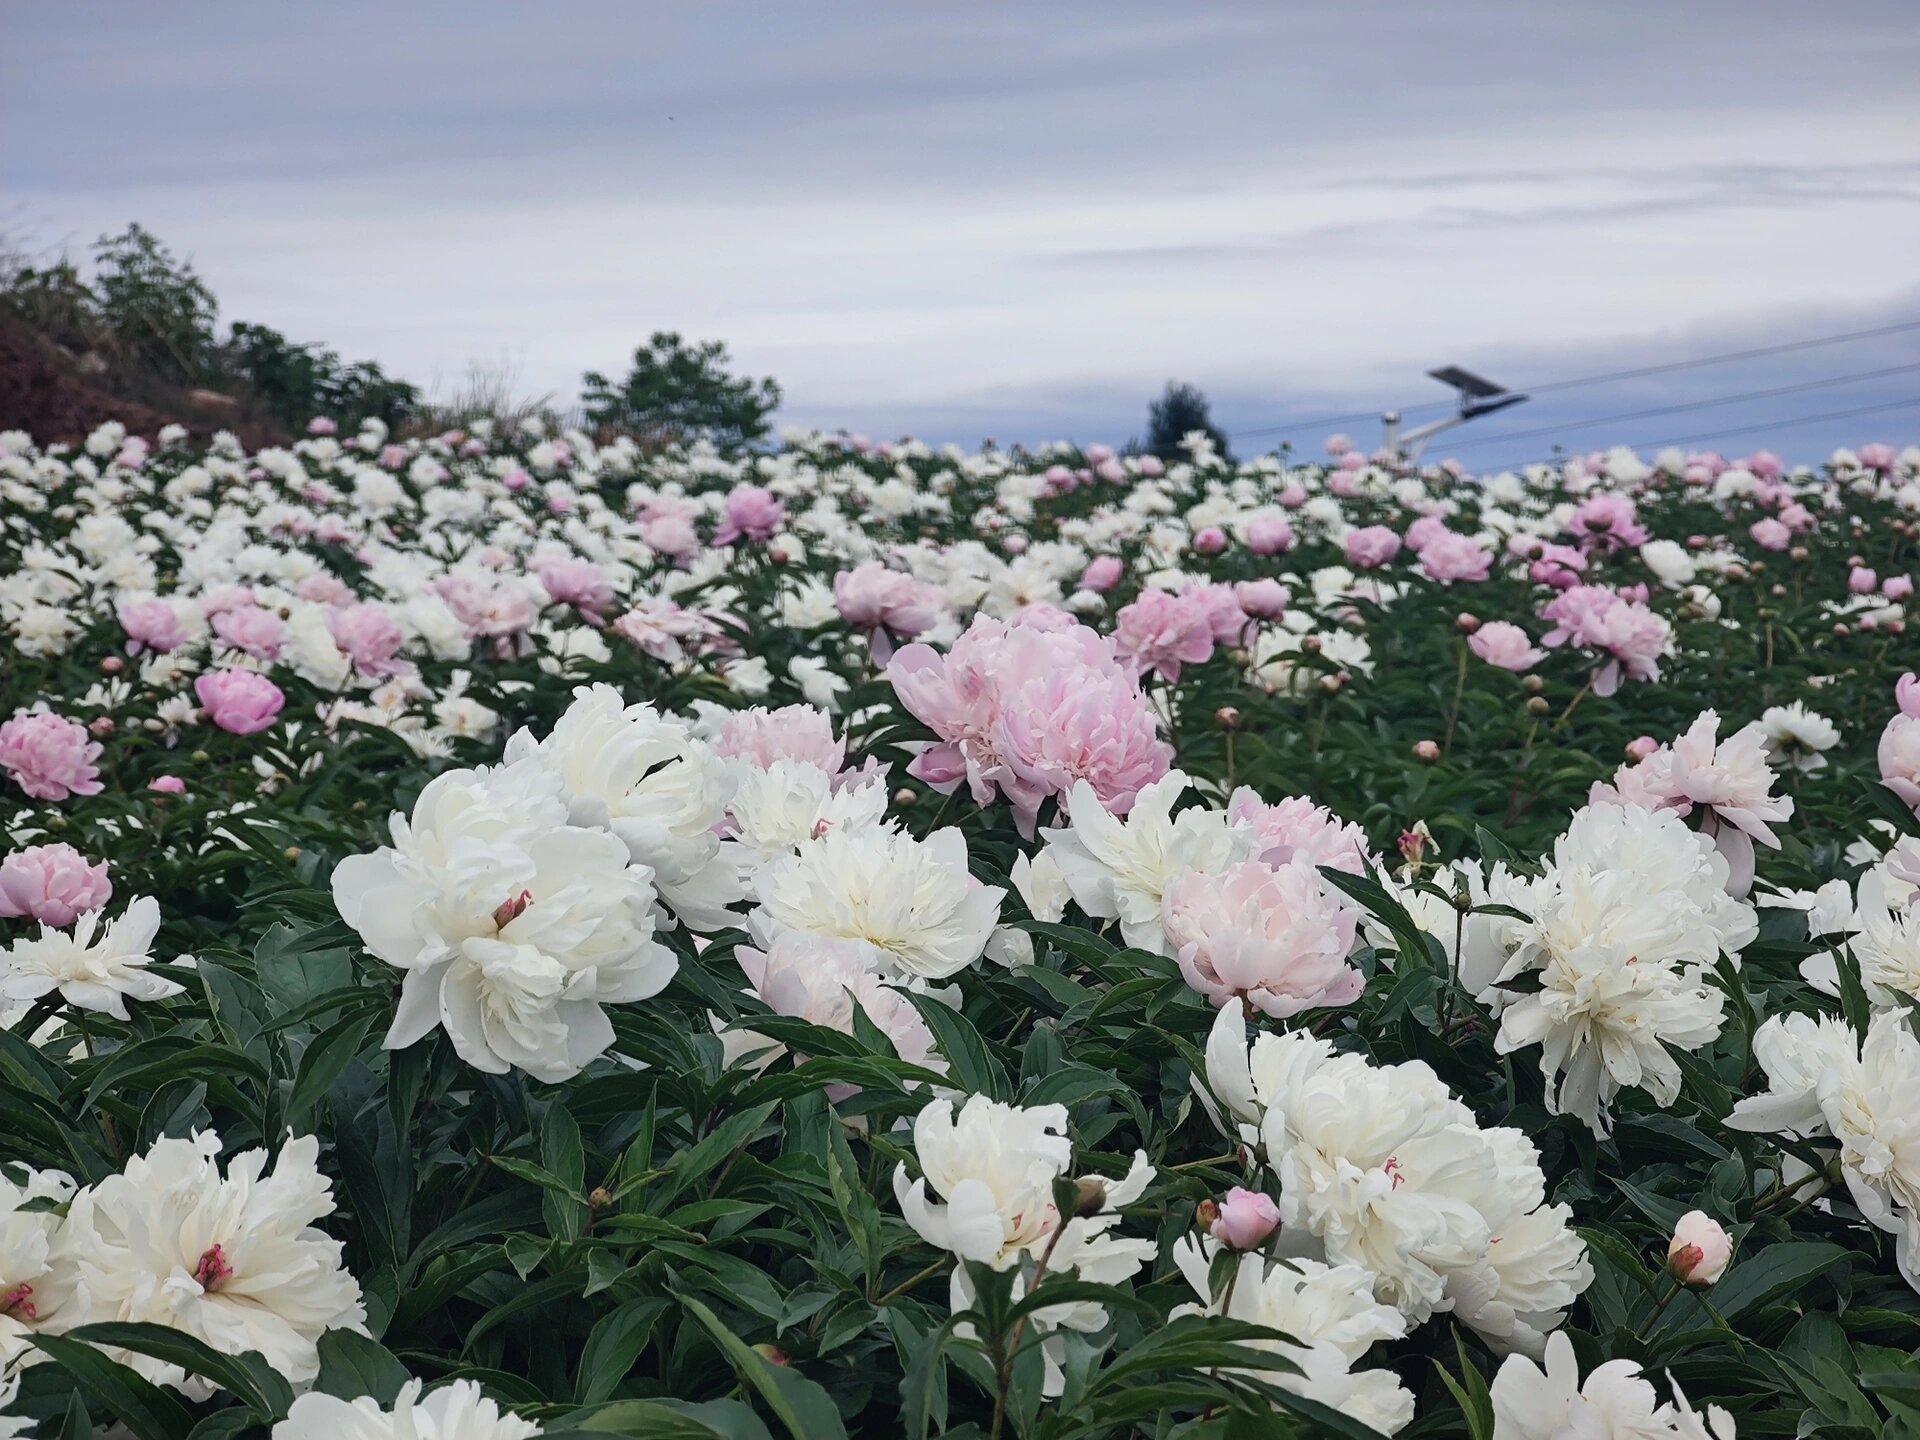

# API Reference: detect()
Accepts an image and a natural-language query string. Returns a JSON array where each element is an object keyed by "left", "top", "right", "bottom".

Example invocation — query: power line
[
  {"left": 1437, "top": 361, "right": 1920, "bottom": 452},
  {"left": 1228, "top": 316, "right": 1920, "bottom": 442},
  {"left": 1485, "top": 396, "right": 1920, "bottom": 471}
]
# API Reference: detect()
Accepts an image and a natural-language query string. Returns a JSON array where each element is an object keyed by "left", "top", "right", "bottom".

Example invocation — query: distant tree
[
  {"left": 581, "top": 331, "right": 780, "bottom": 450},
  {"left": 1143, "top": 380, "right": 1232, "bottom": 463},
  {"left": 224, "top": 322, "right": 419, "bottom": 431},
  {"left": 90, "top": 224, "right": 220, "bottom": 383}
]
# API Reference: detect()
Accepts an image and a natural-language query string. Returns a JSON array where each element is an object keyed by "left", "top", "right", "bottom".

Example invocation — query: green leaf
[
  {"left": 286, "top": 1007, "right": 376, "bottom": 1118},
  {"left": 314, "top": 1328, "right": 412, "bottom": 1404},
  {"left": 542, "top": 1103, "right": 590, "bottom": 1240},
  {"left": 564, "top": 1397, "right": 776, "bottom": 1438},
  {"left": 576, "top": 1297, "right": 671, "bottom": 1405},
  {"left": 899, "top": 992, "right": 1008, "bottom": 1099},
  {"left": 676, "top": 1292, "right": 850, "bottom": 1440},
  {"left": 64, "top": 1322, "right": 293, "bottom": 1419},
  {"left": 29, "top": 1332, "right": 198, "bottom": 1440}
]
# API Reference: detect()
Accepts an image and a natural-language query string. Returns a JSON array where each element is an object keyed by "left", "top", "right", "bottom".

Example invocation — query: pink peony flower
[
  {"left": 1749, "top": 518, "right": 1791, "bottom": 551},
  {"left": 889, "top": 613, "right": 1170, "bottom": 835},
  {"left": 1861, "top": 442, "right": 1897, "bottom": 472},
  {"left": 1232, "top": 578, "right": 1287, "bottom": 620},
  {"left": 0, "top": 842, "right": 111, "bottom": 926},
  {"left": 1325, "top": 433, "right": 1353, "bottom": 456},
  {"left": 1884, "top": 575, "right": 1914, "bottom": 601},
  {"left": 1209, "top": 1186, "right": 1282, "bottom": 1249},
  {"left": 1404, "top": 515, "right": 1449, "bottom": 552},
  {"left": 717, "top": 705, "right": 846, "bottom": 775},
  {"left": 1568, "top": 493, "right": 1648, "bottom": 551},
  {"left": 713, "top": 484, "right": 786, "bottom": 545},
  {"left": 1112, "top": 590, "right": 1216, "bottom": 681},
  {"left": 149, "top": 776, "right": 186, "bottom": 795},
  {"left": 1880, "top": 679, "right": 1920, "bottom": 811},
  {"left": 536, "top": 557, "right": 615, "bottom": 614},
  {"left": 194, "top": 669, "right": 286, "bottom": 736},
  {"left": 834, "top": 562, "right": 945, "bottom": 664},
  {"left": 1079, "top": 555, "right": 1125, "bottom": 593},
  {"left": 1161, "top": 859, "right": 1363, "bottom": 1018},
  {"left": 1667, "top": 1211, "right": 1732, "bottom": 1287},
  {"left": 1420, "top": 530, "right": 1494, "bottom": 583},
  {"left": 1539, "top": 585, "right": 1673, "bottom": 696},
  {"left": 0, "top": 713, "right": 104, "bottom": 802},
  {"left": 1244, "top": 516, "right": 1295, "bottom": 556},
  {"left": 1592, "top": 709, "right": 1792, "bottom": 895},
  {"left": 1469, "top": 621, "right": 1545, "bottom": 672},
  {"left": 296, "top": 574, "right": 354, "bottom": 605},
  {"left": 327, "top": 603, "right": 408, "bottom": 677},
  {"left": 211, "top": 605, "right": 287, "bottom": 661},
  {"left": 1849, "top": 567, "right": 1879, "bottom": 595},
  {"left": 1225, "top": 789, "right": 1372, "bottom": 873},
  {"left": 118, "top": 599, "right": 188, "bottom": 656},
  {"left": 1527, "top": 543, "right": 1588, "bottom": 590},
  {"left": 1191, "top": 526, "right": 1228, "bottom": 556},
  {"left": 1344, "top": 526, "right": 1401, "bottom": 569}
]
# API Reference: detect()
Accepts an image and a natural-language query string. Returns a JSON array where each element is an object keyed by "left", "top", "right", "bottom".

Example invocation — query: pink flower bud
[
  {"left": 1667, "top": 1210, "right": 1732, "bottom": 1286},
  {"left": 1192, "top": 526, "right": 1228, "bottom": 556},
  {"left": 1626, "top": 735, "right": 1659, "bottom": 761},
  {"left": 1208, "top": 1187, "right": 1282, "bottom": 1250},
  {"left": 1414, "top": 740, "right": 1441, "bottom": 762},
  {"left": 149, "top": 776, "right": 187, "bottom": 795}
]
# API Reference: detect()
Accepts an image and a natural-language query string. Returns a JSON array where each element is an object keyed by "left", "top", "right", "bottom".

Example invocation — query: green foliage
[{"left": 1140, "top": 381, "right": 1232, "bottom": 463}]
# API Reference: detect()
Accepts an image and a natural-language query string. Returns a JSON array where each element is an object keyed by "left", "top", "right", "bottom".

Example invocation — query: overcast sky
[{"left": 4, "top": 1, "right": 1918, "bottom": 467}]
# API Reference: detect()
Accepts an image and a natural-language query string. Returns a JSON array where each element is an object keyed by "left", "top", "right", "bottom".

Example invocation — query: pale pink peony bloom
[
  {"left": 997, "top": 661, "right": 1173, "bottom": 835},
  {"left": 1592, "top": 709, "right": 1792, "bottom": 895},
  {"left": 1085, "top": 442, "right": 1115, "bottom": 464},
  {"left": 1745, "top": 450, "right": 1783, "bottom": 479},
  {"left": 713, "top": 484, "right": 786, "bottom": 545},
  {"left": 1527, "top": 543, "right": 1587, "bottom": 590},
  {"left": 1667, "top": 1210, "right": 1732, "bottom": 1286},
  {"left": 1420, "top": 530, "right": 1494, "bottom": 583},
  {"left": 1626, "top": 735, "right": 1659, "bottom": 761},
  {"left": 1209, "top": 1186, "right": 1282, "bottom": 1249},
  {"left": 1539, "top": 585, "right": 1672, "bottom": 696},
  {"left": 1277, "top": 481, "right": 1309, "bottom": 509},
  {"left": 1343, "top": 526, "right": 1401, "bottom": 569},
  {"left": 717, "top": 705, "right": 846, "bottom": 776},
  {"left": 1079, "top": 555, "right": 1124, "bottom": 592},
  {"left": 1324, "top": 432, "right": 1353, "bottom": 456},
  {"left": 889, "top": 614, "right": 1170, "bottom": 835},
  {"left": 0, "top": 843, "right": 111, "bottom": 926},
  {"left": 640, "top": 514, "right": 700, "bottom": 559},
  {"left": 834, "top": 562, "right": 945, "bottom": 664},
  {"left": 1779, "top": 502, "right": 1816, "bottom": 533},
  {"left": 211, "top": 605, "right": 286, "bottom": 660},
  {"left": 1404, "top": 515, "right": 1449, "bottom": 552},
  {"left": 1232, "top": 578, "right": 1287, "bottom": 621},
  {"left": 194, "top": 669, "right": 286, "bottom": 736},
  {"left": 297, "top": 574, "right": 354, "bottom": 605},
  {"left": 610, "top": 596, "right": 711, "bottom": 665},
  {"left": 1884, "top": 575, "right": 1914, "bottom": 601},
  {"left": 1880, "top": 680, "right": 1920, "bottom": 811},
  {"left": 1849, "top": 567, "right": 1879, "bottom": 595},
  {"left": 149, "top": 776, "right": 186, "bottom": 795},
  {"left": 1182, "top": 583, "right": 1250, "bottom": 645},
  {"left": 118, "top": 600, "right": 188, "bottom": 655},
  {"left": 1225, "top": 789, "right": 1372, "bottom": 873},
  {"left": 1469, "top": 621, "right": 1545, "bottom": 672},
  {"left": 1161, "top": 859, "right": 1363, "bottom": 1018},
  {"left": 1112, "top": 590, "right": 1216, "bottom": 681},
  {"left": 1192, "top": 526, "right": 1228, "bottom": 556},
  {"left": 1244, "top": 516, "right": 1295, "bottom": 555},
  {"left": 0, "top": 713, "right": 104, "bottom": 801},
  {"left": 1568, "top": 493, "right": 1648, "bottom": 551},
  {"left": 1749, "top": 518, "right": 1791, "bottom": 551},
  {"left": 1861, "top": 442, "right": 1898, "bottom": 471},
  {"left": 536, "top": 557, "right": 615, "bottom": 614},
  {"left": 732, "top": 933, "right": 940, "bottom": 1098},
  {"left": 327, "top": 603, "right": 407, "bottom": 677}
]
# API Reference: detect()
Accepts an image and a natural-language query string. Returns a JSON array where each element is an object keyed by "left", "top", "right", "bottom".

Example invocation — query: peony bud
[
  {"left": 1666, "top": 1210, "right": 1732, "bottom": 1287},
  {"left": 1215, "top": 706, "right": 1241, "bottom": 730},
  {"left": 1413, "top": 740, "right": 1440, "bottom": 763},
  {"left": 1208, "top": 1187, "right": 1281, "bottom": 1250},
  {"left": 1626, "top": 735, "right": 1659, "bottom": 761}
]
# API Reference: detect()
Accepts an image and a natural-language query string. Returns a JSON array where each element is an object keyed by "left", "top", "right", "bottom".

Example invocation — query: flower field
[{"left": 3, "top": 415, "right": 1920, "bottom": 1439}]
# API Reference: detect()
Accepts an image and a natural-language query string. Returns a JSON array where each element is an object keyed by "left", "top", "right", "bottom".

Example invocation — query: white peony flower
[
  {"left": 1731, "top": 1009, "right": 1920, "bottom": 1288},
  {"left": 1202, "top": 1006, "right": 1589, "bottom": 1350},
  {"left": 1760, "top": 702, "right": 1841, "bottom": 774},
  {"left": 0, "top": 1163, "right": 76, "bottom": 1366},
  {"left": 331, "top": 759, "right": 676, "bottom": 1082},
  {"left": 1170, "top": 1237, "right": 1414, "bottom": 1435},
  {"left": 893, "top": 1095, "right": 1155, "bottom": 1398},
  {"left": 502, "top": 684, "right": 744, "bottom": 931},
  {"left": 1490, "top": 804, "right": 1753, "bottom": 1133},
  {"left": 53, "top": 1133, "right": 365, "bottom": 1396},
  {"left": 274, "top": 1379, "right": 541, "bottom": 1439},
  {"left": 1041, "top": 773, "right": 1251, "bottom": 952},
  {"left": 725, "top": 758, "right": 889, "bottom": 875},
  {"left": 751, "top": 826, "right": 1002, "bottom": 983},
  {"left": 0, "top": 896, "right": 185, "bottom": 1018},
  {"left": 1490, "top": 1331, "right": 1733, "bottom": 1439}
]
